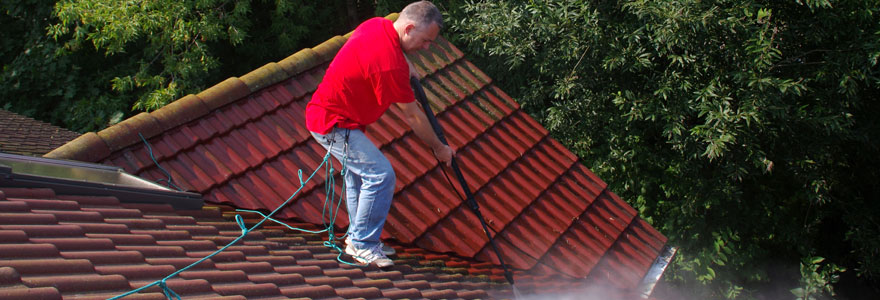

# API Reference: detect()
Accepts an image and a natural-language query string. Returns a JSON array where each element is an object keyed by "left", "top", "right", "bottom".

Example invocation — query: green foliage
[
  {"left": 792, "top": 256, "right": 845, "bottom": 300},
  {"left": 2, "top": 0, "right": 339, "bottom": 132},
  {"left": 46, "top": 0, "right": 322, "bottom": 113},
  {"left": 450, "top": 0, "right": 880, "bottom": 298},
  {"left": 375, "top": 0, "right": 414, "bottom": 17},
  {"left": 0, "top": 0, "right": 110, "bottom": 131}
]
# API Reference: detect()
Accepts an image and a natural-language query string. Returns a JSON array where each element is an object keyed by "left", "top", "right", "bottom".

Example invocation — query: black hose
[{"left": 409, "top": 77, "right": 515, "bottom": 285}]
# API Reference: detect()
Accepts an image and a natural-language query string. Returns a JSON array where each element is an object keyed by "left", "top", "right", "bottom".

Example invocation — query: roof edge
[
  {"left": 44, "top": 132, "right": 111, "bottom": 162},
  {"left": 636, "top": 245, "right": 677, "bottom": 298},
  {"left": 46, "top": 13, "right": 399, "bottom": 162}
]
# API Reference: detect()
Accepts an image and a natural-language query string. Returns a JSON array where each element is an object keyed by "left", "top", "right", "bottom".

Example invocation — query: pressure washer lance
[{"left": 409, "top": 77, "right": 519, "bottom": 291}]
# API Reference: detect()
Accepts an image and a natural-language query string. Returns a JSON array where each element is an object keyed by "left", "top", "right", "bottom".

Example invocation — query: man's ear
[{"left": 404, "top": 23, "right": 415, "bottom": 35}]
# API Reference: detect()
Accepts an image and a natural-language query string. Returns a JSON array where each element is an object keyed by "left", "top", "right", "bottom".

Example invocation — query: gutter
[{"left": 636, "top": 245, "right": 678, "bottom": 298}]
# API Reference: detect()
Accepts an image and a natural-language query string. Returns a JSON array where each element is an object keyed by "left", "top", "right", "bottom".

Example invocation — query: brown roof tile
[
  {"left": 0, "top": 286, "right": 63, "bottom": 300},
  {"left": 0, "top": 109, "right": 80, "bottom": 157}
]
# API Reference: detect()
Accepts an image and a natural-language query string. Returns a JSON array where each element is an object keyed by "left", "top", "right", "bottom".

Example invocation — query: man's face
[{"left": 401, "top": 22, "right": 440, "bottom": 53}]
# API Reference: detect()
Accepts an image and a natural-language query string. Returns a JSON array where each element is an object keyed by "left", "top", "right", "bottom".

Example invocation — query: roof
[
  {"left": 0, "top": 109, "right": 80, "bottom": 156},
  {"left": 0, "top": 186, "right": 514, "bottom": 299},
  {"left": 39, "top": 13, "right": 668, "bottom": 297}
]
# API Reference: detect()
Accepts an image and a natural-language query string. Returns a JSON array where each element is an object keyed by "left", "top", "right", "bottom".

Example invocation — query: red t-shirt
[{"left": 305, "top": 17, "right": 415, "bottom": 134}]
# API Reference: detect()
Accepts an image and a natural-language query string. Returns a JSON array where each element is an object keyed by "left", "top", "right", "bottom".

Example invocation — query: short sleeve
[{"left": 372, "top": 67, "right": 415, "bottom": 107}]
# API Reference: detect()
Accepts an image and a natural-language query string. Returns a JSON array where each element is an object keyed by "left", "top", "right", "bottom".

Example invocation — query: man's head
[{"left": 394, "top": 1, "right": 443, "bottom": 53}]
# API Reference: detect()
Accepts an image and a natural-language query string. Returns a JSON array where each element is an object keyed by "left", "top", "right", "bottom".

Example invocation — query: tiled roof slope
[
  {"left": 0, "top": 187, "right": 524, "bottom": 299},
  {"left": 0, "top": 109, "right": 80, "bottom": 156},
  {"left": 46, "top": 14, "right": 667, "bottom": 292}
]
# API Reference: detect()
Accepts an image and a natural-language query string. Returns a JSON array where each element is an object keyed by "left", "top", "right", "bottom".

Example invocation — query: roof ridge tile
[
  {"left": 152, "top": 94, "right": 211, "bottom": 132},
  {"left": 241, "top": 62, "right": 289, "bottom": 93},
  {"left": 44, "top": 132, "right": 111, "bottom": 162},
  {"left": 99, "top": 109, "right": 155, "bottom": 151},
  {"left": 278, "top": 49, "right": 323, "bottom": 79},
  {"left": 116, "top": 112, "right": 164, "bottom": 145},
  {"left": 198, "top": 78, "right": 251, "bottom": 111},
  {"left": 311, "top": 35, "right": 347, "bottom": 64}
]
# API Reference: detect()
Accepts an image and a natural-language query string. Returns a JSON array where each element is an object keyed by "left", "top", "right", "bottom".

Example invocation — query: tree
[
  {"left": 1, "top": 0, "right": 111, "bottom": 131},
  {"left": 2, "top": 0, "right": 347, "bottom": 132},
  {"left": 449, "top": 0, "right": 880, "bottom": 298}
]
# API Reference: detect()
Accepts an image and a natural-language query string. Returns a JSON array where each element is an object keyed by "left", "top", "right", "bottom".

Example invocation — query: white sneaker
[
  {"left": 345, "top": 237, "right": 396, "bottom": 256},
  {"left": 345, "top": 243, "right": 394, "bottom": 267}
]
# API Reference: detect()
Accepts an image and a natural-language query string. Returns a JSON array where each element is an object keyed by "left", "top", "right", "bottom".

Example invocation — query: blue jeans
[{"left": 311, "top": 128, "right": 395, "bottom": 249}]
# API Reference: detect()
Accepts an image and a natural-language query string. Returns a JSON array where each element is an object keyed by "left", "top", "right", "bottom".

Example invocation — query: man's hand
[
  {"left": 395, "top": 101, "right": 454, "bottom": 167},
  {"left": 432, "top": 144, "right": 454, "bottom": 166}
]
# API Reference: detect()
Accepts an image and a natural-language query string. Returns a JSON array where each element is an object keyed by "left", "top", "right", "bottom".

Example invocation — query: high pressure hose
[{"left": 409, "top": 77, "right": 517, "bottom": 288}]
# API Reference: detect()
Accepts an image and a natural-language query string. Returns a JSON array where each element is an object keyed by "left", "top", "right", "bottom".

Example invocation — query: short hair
[{"left": 400, "top": 1, "right": 443, "bottom": 29}]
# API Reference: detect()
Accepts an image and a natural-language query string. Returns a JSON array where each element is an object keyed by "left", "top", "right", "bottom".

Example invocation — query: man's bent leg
[
  {"left": 311, "top": 129, "right": 361, "bottom": 234},
  {"left": 343, "top": 168, "right": 361, "bottom": 236},
  {"left": 341, "top": 130, "right": 395, "bottom": 249},
  {"left": 311, "top": 129, "right": 395, "bottom": 249}
]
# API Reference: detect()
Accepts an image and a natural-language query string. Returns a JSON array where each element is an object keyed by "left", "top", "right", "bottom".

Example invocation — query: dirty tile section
[
  {"left": 0, "top": 187, "right": 522, "bottom": 299},
  {"left": 44, "top": 14, "right": 668, "bottom": 295},
  {"left": 0, "top": 109, "right": 80, "bottom": 157}
]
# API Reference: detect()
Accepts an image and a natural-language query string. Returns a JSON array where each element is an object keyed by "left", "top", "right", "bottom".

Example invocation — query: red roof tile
[
  {"left": 0, "top": 187, "right": 554, "bottom": 299},
  {"left": 41, "top": 13, "right": 668, "bottom": 298}
]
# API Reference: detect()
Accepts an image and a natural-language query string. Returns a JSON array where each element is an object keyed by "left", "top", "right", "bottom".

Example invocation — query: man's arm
[
  {"left": 401, "top": 56, "right": 453, "bottom": 164},
  {"left": 395, "top": 100, "right": 454, "bottom": 165}
]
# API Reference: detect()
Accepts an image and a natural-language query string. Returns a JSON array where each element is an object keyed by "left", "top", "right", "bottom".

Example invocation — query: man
[{"left": 305, "top": 1, "right": 453, "bottom": 267}]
